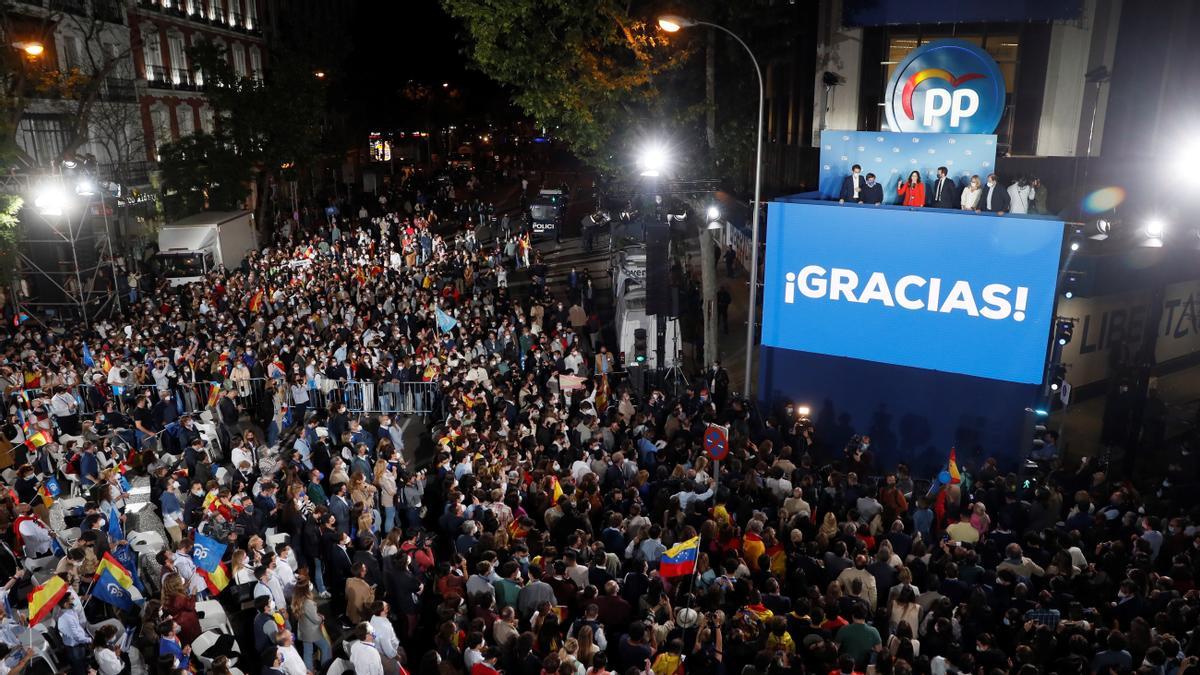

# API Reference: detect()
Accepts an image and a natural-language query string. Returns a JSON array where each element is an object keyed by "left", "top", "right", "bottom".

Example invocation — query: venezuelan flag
[
  {"left": 659, "top": 536, "right": 700, "bottom": 578},
  {"left": 199, "top": 562, "right": 231, "bottom": 595},
  {"left": 27, "top": 575, "right": 68, "bottom": 625},
  {"left": 95, "top": 552, "right": 135, "bottom": 590}
]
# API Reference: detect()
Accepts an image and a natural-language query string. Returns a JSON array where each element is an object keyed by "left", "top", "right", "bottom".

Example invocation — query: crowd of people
[
  {"left": 0, "top": 166, "right": 1199, "bottom": 675},
  {"left": 838, "top": 164, "right": 1048, "bottom": 215}
]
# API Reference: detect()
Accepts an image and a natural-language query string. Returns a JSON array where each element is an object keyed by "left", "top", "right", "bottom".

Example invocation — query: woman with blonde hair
[
  {"left": 231, "top": 548, "right": 255, "bottom": 585},
  {"left": 291, "top": 579, "right": 332, "bottom": 671},
  {"left": 558, "top": 637, "right": 586, "bottom": 674},
  {"left": 575, "top": 624, "right": 599, "bottom": 667},
  {"left": 161, "top": 573, "right": 202, "bottom": 643},
  {"left": 818, "top": 512, "right": 839, "bottom": 547},
  {"left": 970, "top": 502, "right": 991, "bottom": 538}
]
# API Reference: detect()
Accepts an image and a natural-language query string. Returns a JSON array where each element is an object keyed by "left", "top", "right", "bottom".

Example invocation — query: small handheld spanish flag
[{"left": 27, "top": 575, "right": 68, "bottom": 626}]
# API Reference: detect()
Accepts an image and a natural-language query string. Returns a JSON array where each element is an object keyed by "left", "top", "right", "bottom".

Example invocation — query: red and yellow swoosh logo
[{"left": 901, "top": 68, "right": 986, "bottom": 119}]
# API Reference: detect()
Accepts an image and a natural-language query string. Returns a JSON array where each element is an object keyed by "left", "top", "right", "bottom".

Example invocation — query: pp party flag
[
  {"left": 192, "top": 532, "right": 227, "bottom": 574},
  {"left": 206, "top": 382, "right": 222, "bottom": 408},
  {"left": 659, "top": 536, "right": 701, "bottom": 578},
  {"left": 198, "top": 561, "right": 230, "bottom": 595},
  {"left": 111, "top": 544, "right": 143, "bottom": 592},
  {"left": 37, "top": 479, "right": 58, "bottom": 509},
  {"left": 947, "top": 447, "right": 961, "bottom": 484},
  {"left": 117, "top": 473, "right": 132, "bottom": 494},
  {"left": 81, "top": 343, "right": 96, "bottom": 368},
  {"left": 93, "top": 569, "right": 137, "bottom": 612},
  {"left": 107, "top": 505, "right": 124, "bottom": 542},
  {"left": 27, "top": 575, "right": 68, "bottom": 626},
  {"left": 96, "top": 551, "right": 135, "bottom": 591},
  {"left": 435, "top": 306, "right": 458, "bottom": 333}
]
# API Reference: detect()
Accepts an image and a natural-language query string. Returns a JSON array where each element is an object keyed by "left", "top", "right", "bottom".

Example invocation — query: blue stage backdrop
[
  {"left": 759, "top": 200, "right": 1065, "bottom": 470},
  {"left": 818, "top": 130, "right": 997, "bottom": 203}
]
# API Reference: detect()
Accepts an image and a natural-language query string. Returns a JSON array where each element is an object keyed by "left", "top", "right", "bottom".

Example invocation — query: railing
[
  {"left": 13, "top": 377, "right": 443, "bottom": 423},
  {"left": 99, "top": 76, "right": 137, "bottom": 102},
  {"left": 144, "top": 64, "right": 202, "bottom": 91}
]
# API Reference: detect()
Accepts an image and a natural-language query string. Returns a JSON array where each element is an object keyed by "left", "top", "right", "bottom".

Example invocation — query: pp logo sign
[{"left": 884, "top": 39, "right": 1005, "bottom": 135}]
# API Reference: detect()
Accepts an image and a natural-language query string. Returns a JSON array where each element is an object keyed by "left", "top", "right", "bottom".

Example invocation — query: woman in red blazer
[{"left": 897, "top": 171, "right": 926, "bottom": 207}]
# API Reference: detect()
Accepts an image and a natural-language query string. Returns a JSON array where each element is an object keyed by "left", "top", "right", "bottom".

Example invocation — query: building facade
[{"left": 127, "top": 0, "right": 265, "bottom": 160}]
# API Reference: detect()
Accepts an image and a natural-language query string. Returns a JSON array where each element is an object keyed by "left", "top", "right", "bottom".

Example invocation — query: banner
[
  {"left": 192, "top": 533, "right": 227, "bottom": 574},
  {"left": 93, "top": 569, "right": 138, "bottom": 612},
  {"left": 762, "top": 201, "right": 1063, "bottom": 384},
  {"left": 818, "top": 130, "right": 997, "bottom": 202}
]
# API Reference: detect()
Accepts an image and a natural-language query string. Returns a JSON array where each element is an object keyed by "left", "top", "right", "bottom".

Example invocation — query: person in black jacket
[
  {"left": 839, "top": 164, "right": 865, "bottom": 203},
  {"left": 927, "top": 167, "right": 958, "bottom": 209},
  {"left": 980, "top": 174, "right": 1010, "bottom": 214}
]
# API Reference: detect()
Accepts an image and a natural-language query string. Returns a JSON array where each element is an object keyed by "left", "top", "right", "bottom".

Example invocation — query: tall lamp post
[{"left": 658, "top": 14, "right": 764, "bottom": 398}]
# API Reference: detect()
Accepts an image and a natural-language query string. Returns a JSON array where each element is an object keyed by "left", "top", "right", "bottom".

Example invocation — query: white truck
[{"left": 154, "top": 211, "right": 257, "bottom": 286}]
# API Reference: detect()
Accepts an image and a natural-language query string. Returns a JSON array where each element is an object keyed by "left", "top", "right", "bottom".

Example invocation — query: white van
[{"left": 616, "top": 288, "right": 681, "bottom": 369}]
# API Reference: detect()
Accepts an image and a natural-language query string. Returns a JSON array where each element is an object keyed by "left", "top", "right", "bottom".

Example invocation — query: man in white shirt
[
  {"left": 368, "top": 602, "right": 402, "bottom": 675},
  {"left": 14, "top": 507, "right": 52, "bottom": 558},
  {"left": 172, "top": 541, "right": 208, "bottom": 596},
  {"left": 253, "top": 560, "right": 287, "bottom": 612},
  {"left": 349, "top": 623, "right": 385, "bottom": 675},
  {"left": 1008, "top": 178, "right": 1032, "bottom": 214},
  {"left": 275, "top": 630, "right": 308, "bottom": 675},
  {"left": 274, "top": 545, "right": 297, "bottom": 597}
]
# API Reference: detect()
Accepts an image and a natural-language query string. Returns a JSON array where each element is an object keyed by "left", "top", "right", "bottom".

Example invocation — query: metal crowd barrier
[{"left": 16, "top": 377, "right": 443, "bottom": 419}]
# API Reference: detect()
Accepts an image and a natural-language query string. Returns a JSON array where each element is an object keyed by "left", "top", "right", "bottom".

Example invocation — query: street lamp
[
  {"left": 313, "top": 70, "right": 326, "bottom": 79},
  {"left": 638, "top": 144, "right": 669, "bottom": 177},
  {"left": 13, "top": 41, "right": 44, "bottom": 57},
  {"left": 658, "top": 13, "right": 765, "bottom": 398}
]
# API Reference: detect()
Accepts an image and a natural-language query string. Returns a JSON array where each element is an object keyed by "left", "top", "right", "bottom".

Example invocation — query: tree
[
  {"left": 1, "top": 0, "right": 136, "bottom": 166},
  {"left": 180, "top": 41, "right": 326, "bottom": 236},
  {"left": 158, "top": 130, "right": 250, "bottom": 220}
]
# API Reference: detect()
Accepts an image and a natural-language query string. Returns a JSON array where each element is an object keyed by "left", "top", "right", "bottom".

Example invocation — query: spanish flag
[
  {"left": 766, "top": 542, "right": 787, "bottom": 576},
  {"left": 659, "top": 536, "right": 700, "bottom": 578},
  {"left": 550, "top": 476, "right": 564, "bottom": 506},
  {"left": 23, "top": 370, "right": 40, "bottom": 390},
  {"left": 947, "top": 447, "right": 961, "bottom": 484},
  {"left": 27, "top": 575, "right": 68, "bottom": 626},
  {"left": 37, "top": 483, "right": 54, "bottom": 509},
  {"left": 101, "top": 355, "right": 113, "bottom": 374},
  {"left": 595, "top": 374, "right": 609, "bottom": 411},
  {"left": 206, "top": 382, "right": 221, "bottom": 408},
  {"left": 198, "top": 561, "right": 230, "bottom": 595},
  {"left": 507, "top": 518, "right": 530, "bottom": 540},
  {"left": 95, "top": 552, "right": 135, "bottom": 590},
  {"left": 248, "top": 289, "right": 265, "bottom": 313},
  {"left": 24, "top": 429, "right": 48, "bottom": 449}
]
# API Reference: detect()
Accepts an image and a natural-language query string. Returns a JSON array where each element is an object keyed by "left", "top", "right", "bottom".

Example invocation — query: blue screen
[{"left": 762, "top": 202, "right": 1064, "bottom": 384}]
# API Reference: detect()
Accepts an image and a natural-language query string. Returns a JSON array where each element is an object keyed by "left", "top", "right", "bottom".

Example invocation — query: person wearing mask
[
  {"left": 1008, "top": 176, "right": 1033, "bottom": 214},
  {"left": 927, "top": 166, "right": 957, "bottom": 209},
  {"left": 960, "top": 175, "right": 983, "bottom": 211},
  {"left": 860, "top": 173, "right": 884, "bottom": 205},
  {"left": 839, "top": 164, "right": 866, "bottom": 203},
  {"left": 369, "top": 601, "right": 402, "bottom": 675},
  {"left": 349, "top": 623, "right": 385, "bottom": 675},
  {"left": 56, "top": 594, "right": 92, "bottom": 675},
  {"left": 897, "top": 171, "right": 925, "bottom": 207},
  {"left": 980, "top": 174, "right": 1009, "bottom": 214}
]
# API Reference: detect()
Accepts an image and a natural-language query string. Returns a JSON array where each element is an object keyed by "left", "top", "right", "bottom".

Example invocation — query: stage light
[
  {"left": 1055, "top": 319, "right": 1074, "bottom": 346},
  {"left": 1064, "top": 291, "right": 1073, "bottom": 299},
  {"left": 1050, "top": 382, "right": 1060, "bottom": 391},
  {"left": 1091, "top": 218, "right": 1111, "bottom": 240},
  {"left": 1146, "top": 218, "right": 1166, "bottom": 239},
  {"left": 1032, "top": 408, "right": 1049, "bottom": 417},
  {"left": 706, "top": 205, "right": 720, "bottom": 221},
  {"left": 34, "top": 185, "right": 68, "bottom": 216},
  {"left": 313, "top": 70, "right": 326, "bottom": 79},
  {"left": 1069, "top": 241, "right": 1080, "bottom": 251},
  {"left": 75, "top": 179, "right": 96, "bottom": 196},
  {"left": 638, "top": 144, "right": 668, "bottom": 177},
  {"left": 796, "top": 405, "right": 811, "bottom": 417},
  {"left": 442, "top": 82, "right": 450, "bottom": 88}
]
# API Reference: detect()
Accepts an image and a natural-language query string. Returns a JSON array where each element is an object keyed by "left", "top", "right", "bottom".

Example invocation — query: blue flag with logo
[
  {"left": 81, "top": 343, "right": 95, "bottom": 368},
  {"left": 117, "top": 474, "right": 132, "bottom": 493},
  {"left": 93, "top": 569, "right": 137, "bottom": 612},
  {"left": 435, "top": 307, "right": 458, "bottom": 333},
  {"left": 112, "top": 543, "right": 143, "bottom": 592},
  {"left": 191, "top": 532, "right": 226, "bottom": 574},
  {"left": 43, "top": 478, "right": 60, "bottom": 498},
  {"left": 107, "top": 506, "right": 123, "bottom": 542}
]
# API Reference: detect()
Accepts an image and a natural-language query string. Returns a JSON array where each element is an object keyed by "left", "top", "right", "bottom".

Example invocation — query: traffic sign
[{"left": 704, "top": 424, "right": 729, "bottom": 461}]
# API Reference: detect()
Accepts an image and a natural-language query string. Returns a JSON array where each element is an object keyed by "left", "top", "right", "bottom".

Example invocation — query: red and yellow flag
[
  {"left": 206, "top": 382, "right": 221, "bottom": 408},
  {"left": 550, "top": 476, "right": 564, "bottom": 506},
  {"left": 95, "top": 552, "right": 134, "bottom": 590},
  {"left": 101, "top": 355, "right": 113, "bottom": 374},
  {"left": 198, "top": 561, "right": 230, "bottom": 595},
  {"left": 248, "top": 289, "right": 265, "bottom": 313},
  {"left": 947, "top": 447, "right": 961, "bottom": 484},
  {"left": 27, "top": 575, "right": 68, "bottom": 626}
]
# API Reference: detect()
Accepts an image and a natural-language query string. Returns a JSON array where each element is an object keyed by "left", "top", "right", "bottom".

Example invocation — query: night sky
[{"left": 342, "top": 0, "right": 515, "bottom": 131}]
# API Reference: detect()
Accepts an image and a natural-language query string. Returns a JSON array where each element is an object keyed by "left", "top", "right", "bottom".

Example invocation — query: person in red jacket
[{"left": 897, "top": 171, "right": 926, "bottom": 207}]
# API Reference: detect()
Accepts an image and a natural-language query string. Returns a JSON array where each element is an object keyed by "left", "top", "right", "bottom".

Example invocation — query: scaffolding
[{"left": 8, "top": 168, "right": 123, "bottom": 328}]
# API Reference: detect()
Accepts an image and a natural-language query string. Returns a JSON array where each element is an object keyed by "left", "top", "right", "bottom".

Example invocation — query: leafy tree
[
  {"left": 158, "top": 130, "right": 250, "bottom": 220},
  {"left": 181, "top": 41, "right": 327, "bottom": 235}
]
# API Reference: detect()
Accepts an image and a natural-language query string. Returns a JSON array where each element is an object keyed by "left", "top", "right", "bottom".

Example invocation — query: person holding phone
[{"left": 897, "top": 171, "right": 926, "bottom": 207}]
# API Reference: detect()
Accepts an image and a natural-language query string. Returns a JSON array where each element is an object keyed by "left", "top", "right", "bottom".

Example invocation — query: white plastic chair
[
  {"left": 327, "top": 658, "right": 352, "bottom": 675},
  {"left": 58, "top": 527, "right": 81, "bottom": 547},
  {"left": 129, "top": 531, "right": 165, "bottom": 556},
  {"left": 196, "top": 599, "right": 232, "bottom": 634}
]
